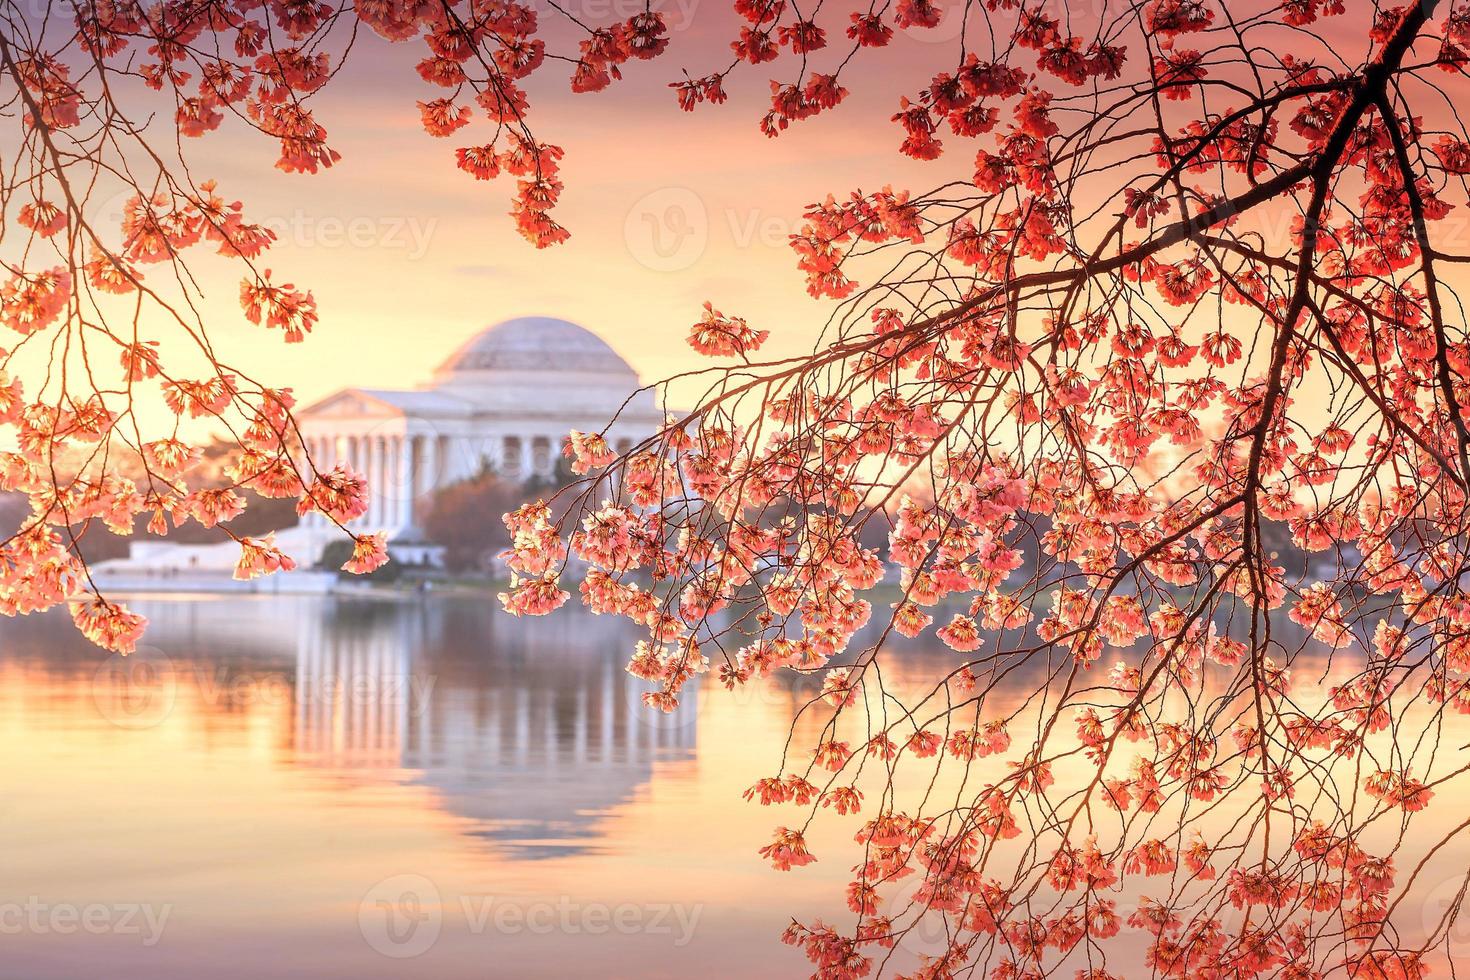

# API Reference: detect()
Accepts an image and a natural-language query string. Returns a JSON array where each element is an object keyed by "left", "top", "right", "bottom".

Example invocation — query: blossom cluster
[{"left": 503, "top": 1, "right": 1470, "bottom": 976}]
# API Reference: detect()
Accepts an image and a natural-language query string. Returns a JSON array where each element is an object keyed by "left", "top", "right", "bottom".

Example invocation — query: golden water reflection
[{"left": 0, "top": 596, "right": 844, "bottom": 979}]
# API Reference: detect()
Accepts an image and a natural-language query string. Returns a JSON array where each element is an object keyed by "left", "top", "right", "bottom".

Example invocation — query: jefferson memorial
[
  {"left": 94, "top": 317, "right": 662, "bottom": 581},
  {"left": 294, "top": 316, "right": 664, "bottom": 553}
]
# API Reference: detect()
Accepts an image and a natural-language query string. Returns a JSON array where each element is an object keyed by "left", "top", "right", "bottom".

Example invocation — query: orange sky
[
  {"left": 158, "top": 21, "right": 958, "bottom": 413},
  {"left": 46, "top": 0, "right": 1458, "bottom": 437}
]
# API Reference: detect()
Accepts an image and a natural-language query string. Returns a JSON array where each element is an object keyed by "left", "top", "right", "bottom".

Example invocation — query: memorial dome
[{"left": 434, "top": 317, "right": 637, "bottom": 378}]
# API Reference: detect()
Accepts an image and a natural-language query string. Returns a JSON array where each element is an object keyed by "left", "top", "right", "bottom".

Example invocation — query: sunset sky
[
  {"left": 15, "top": 0, "right": 1419, "bottom": 442},
  {"left": 161, "top": 10, "right": 963, "bottom": 412},
  {"left": 126, "top": 0, "right": 1404, "bottom": 422}
]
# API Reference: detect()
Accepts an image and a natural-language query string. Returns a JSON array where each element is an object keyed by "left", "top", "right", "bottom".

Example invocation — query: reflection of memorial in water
[
  {"left": 0, "top": 595, "right": 700, "bottom": 860},
  {"left": 292, "top": 600, "right": 415, "bottom": 769},
  {"left": 289, "top": 597, "right": 696, "bottom": 857},
  {"left": 2, "top": 592, "right": 1356, "bottom": 865}
]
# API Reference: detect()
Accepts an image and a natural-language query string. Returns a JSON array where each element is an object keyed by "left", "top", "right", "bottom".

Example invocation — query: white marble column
[
  {"left": 415, "top": 435, "right": 437, "bottom": 528},
  {"left": 375, "top": 436, "right": 389, "bottom": 529},
  {"left": 385, "top": 436, "right": 397, "bottom": 532},
  {"left": 393, "top": 436, "right": 410, "bottom": 531},
  {"left": 384, "top": 436, "right": 396, "bottom": 528},
  {"left": 380, "top": 435, "right": 393, "bottom": 531},
  {"left": 399, "top": 439, "right": 413, "bottom": 531},
  {"left": 500, "top": 436, "right": 514, "bottom": 475},
  {"left": 363, "top": 436, "right": 380, "bottom": 528}
]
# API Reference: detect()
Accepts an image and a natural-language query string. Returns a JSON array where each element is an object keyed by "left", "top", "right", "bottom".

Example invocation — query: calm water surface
[
  {"left": 0, "top": 595, "right": 858, "bottom": 979},
  {"left": 2, "top": 595, "right": 1467, "bottom": 977}
]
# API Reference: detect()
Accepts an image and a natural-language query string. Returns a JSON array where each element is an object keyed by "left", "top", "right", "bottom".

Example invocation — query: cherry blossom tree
[{"left": 6, "top": 0, "right": 1470, "bottom": 976}]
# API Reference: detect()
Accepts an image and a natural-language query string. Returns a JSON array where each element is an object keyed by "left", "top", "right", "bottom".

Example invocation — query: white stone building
[
  {"left": 295, "top": 316, "right": 663, "bottom": 554},
  {"left": 92, "top": 316, "right": 662, "bottom": 582}
]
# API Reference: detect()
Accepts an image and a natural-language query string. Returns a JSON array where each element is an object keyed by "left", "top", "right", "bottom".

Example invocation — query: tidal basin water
[
  {"left": 3, "top": 595, "right": 1468, "bottom": 977},
  {"left": 0, "top": 594, "right": 874, "bottom": 979}
]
